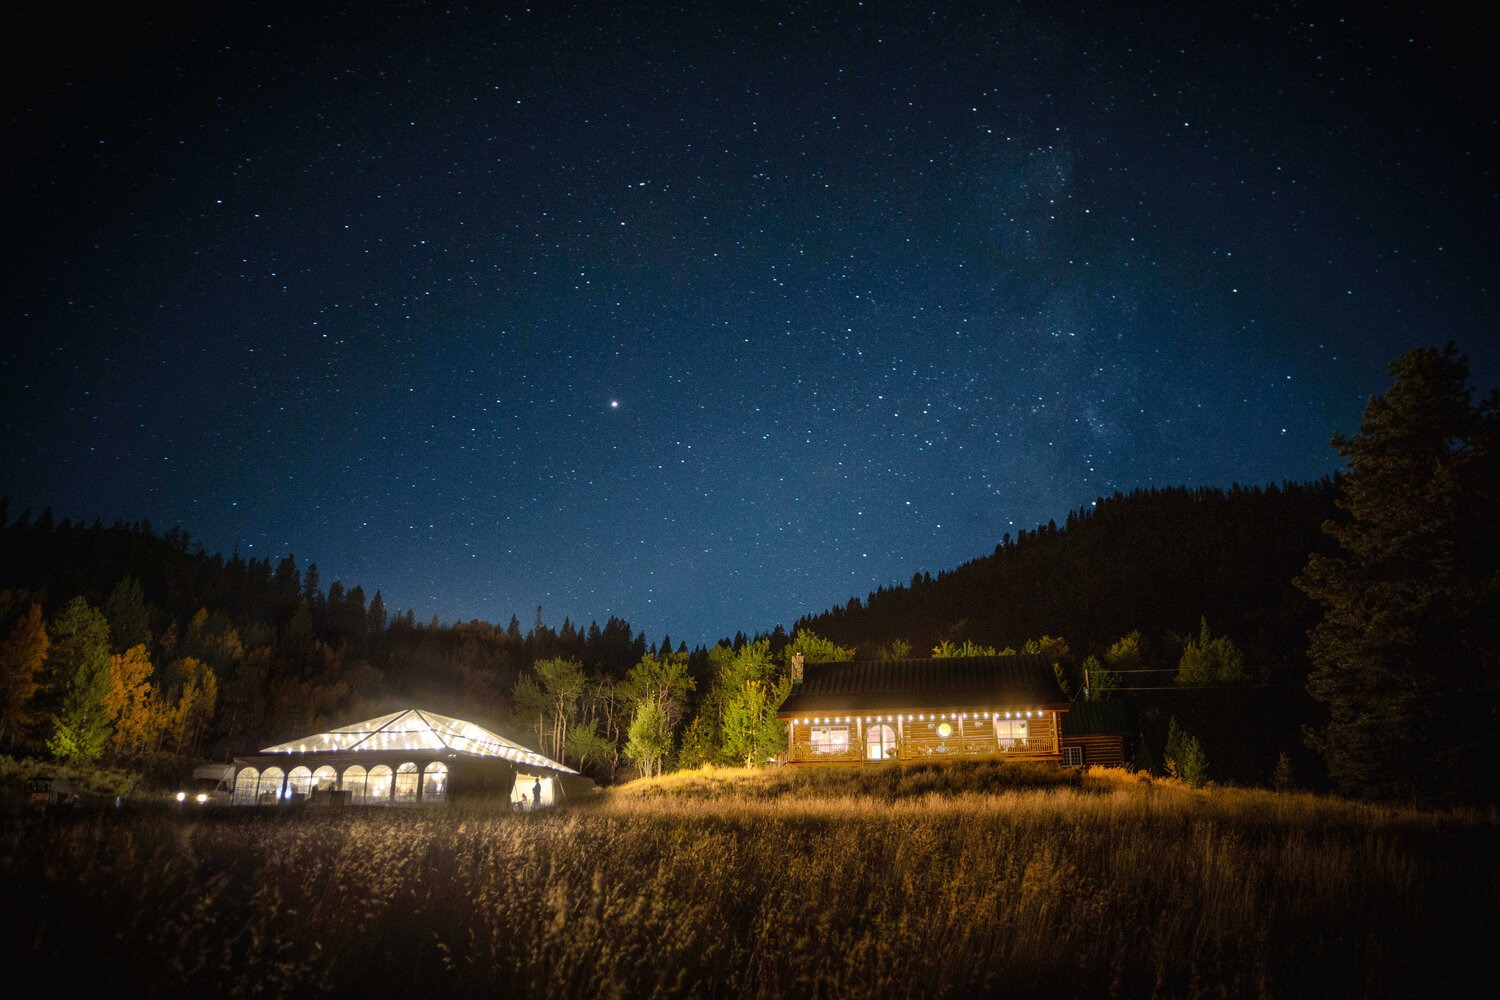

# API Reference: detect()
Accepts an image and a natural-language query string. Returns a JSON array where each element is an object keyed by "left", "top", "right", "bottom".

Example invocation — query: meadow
[{"left": 3, "top": 761, "right": 1494, "bottom": 999}]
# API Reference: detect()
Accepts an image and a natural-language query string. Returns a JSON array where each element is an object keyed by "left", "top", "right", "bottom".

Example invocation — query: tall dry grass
[{"left": 3, "top": 761, "right": 1493, "bottom": 998}]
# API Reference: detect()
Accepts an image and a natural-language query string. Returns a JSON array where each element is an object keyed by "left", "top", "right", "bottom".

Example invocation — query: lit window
[
  {"left": 232, "top": 767, "right": 260, "bottom": 805},
  {"left": 258, "top": 767, "right": 285, "bottom": 801},
  {"left": 343, "top": 765, "right": 368, "bottom": 803},
  {"left": 367, "top": 764, "right": 394, "bottom": 802},
  {"left": 287, "top": 766, "right": 313, "bottom": 797},
  {"left": 422, "top": 762, "right": 448, "bottom": 801},
  {"left": 394, "top": 762, "right": 420, "bottom": 801},
  {"left": 810, "top": 727, "right": 850, "bottom": 754},
  {"left": 995, "top": 718, "right": 1029, "bottom": 748},
  {"left": 866, "top": 723, "right": 897, "bottom": 760}
]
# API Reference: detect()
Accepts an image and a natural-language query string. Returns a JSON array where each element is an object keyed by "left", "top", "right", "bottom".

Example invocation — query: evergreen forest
[
  {"left": 1, "top": 344, "right": 1495, "bottom": 806},
  {"left": 0, "top": 479, "right": 1341, "bottom": 790}
]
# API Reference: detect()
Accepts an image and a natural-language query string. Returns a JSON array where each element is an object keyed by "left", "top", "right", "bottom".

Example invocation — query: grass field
[{"left": 3, "top": 761, "right": 1494, "bottom": 998}]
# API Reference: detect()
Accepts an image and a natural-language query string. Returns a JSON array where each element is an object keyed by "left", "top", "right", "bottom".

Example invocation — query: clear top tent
[{"left": 229, "top": 708, "right": 589, "bottom": 807}]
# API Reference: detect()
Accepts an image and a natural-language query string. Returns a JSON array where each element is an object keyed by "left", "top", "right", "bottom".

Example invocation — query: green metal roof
[
  {"left": 1058, "top": 699, "right": 1133, "bottom": 736},
  {"left": 778, "top": 655, "right": 1069, "bottom": 716}
]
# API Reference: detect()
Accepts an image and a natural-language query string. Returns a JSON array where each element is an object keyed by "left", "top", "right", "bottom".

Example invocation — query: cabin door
[{"left": 866, "top": 724, "right": 897, "bottom": 760}]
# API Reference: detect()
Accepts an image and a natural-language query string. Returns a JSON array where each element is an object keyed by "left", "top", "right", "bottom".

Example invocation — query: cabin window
[
  {"left": 1062, "top": 746, "right": 1084, "bottom": 766},
  {"left": 810, "top": 727, "right": 850, "bottom": 754},
  {"left": 866, "top": 723, "right": 897, "bottom": 760},
  {"left": 995, "top": 718, "right": 1029, "bottom": 748}
]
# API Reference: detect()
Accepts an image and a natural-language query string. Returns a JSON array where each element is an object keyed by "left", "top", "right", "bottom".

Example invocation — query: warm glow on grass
[{"left": 3, "top": 760, "right": 1491, "bottom": 997}]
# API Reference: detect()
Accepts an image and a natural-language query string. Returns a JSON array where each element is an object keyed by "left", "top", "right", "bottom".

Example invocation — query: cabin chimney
[{"left": 791, "top": 651, "right": 805, "bottom": 685}]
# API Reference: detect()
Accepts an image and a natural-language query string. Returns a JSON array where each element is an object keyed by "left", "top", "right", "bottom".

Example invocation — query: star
[{"left": 1, "top": 2, "right": 1493, "bottom": 647}]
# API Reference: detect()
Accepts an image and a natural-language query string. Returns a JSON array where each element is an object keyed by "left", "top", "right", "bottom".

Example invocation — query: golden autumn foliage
[
  {"left": 0, "top": 602, "right": 48, "bottom": 745},
  {"left": 104, "top": 644, "right": 167, "bottom": 755},
  {"left": 102, "top": 648, "right": 220, "bottom": 757},
  {"left": 173, "top": 656, "right": 218, "bottom": 756}
]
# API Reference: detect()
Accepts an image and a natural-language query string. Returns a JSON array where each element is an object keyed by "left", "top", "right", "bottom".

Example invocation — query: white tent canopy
[{"left": 258, "top": 708, "right": 577, "bottom": 774}]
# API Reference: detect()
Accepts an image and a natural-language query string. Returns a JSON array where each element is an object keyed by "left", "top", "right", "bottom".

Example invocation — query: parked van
[{"left": 175, "top": 764, "right": 234, "bottom": 807}]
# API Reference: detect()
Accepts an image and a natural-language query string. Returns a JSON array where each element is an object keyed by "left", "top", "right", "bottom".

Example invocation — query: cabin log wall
[
  {"left": 1060, "top": 733, "right": 1127, "bottom": 768},
  {"left": 786, "top": 711, "right": 1063, "bottom": 764}
]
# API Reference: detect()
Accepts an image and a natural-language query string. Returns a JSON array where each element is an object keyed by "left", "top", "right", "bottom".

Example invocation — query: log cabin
[{"left": 777, "top": 653, "right": 1072, "bottom": 765}]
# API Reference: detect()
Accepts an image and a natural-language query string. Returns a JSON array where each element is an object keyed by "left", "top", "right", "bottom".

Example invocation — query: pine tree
[
  {"left": 0, "top": 603, "right": 49, "bottom": 747},
  {"left": 102, "top": 576, "right": 151, "bottom": 651},
  {"left": 38, "top": 597, "right": 112, "bottom": 751},
  {"left": 625, "top": 698, "right": 671, "bottom": 778},
  {"left": 1175, "top": 618, "right": 1246, "bottom": 685},
  {"left": 47, "top": 601, "right": 115, "bottom": 764},
  {"left": 367, "top": 590, "right": 388, "bottom": 635},
  {"left": 721, "top": 677, "right": 790, "bottom": 766},
  {"left": 676, "top": 715, "right": 717, "bottom": 769},
  {"left": 1296, "top": 343, "right": 1500, "bottom": 805},
  {"left": 1164, "top": 716, "right": 1209, "bottom": 788}
]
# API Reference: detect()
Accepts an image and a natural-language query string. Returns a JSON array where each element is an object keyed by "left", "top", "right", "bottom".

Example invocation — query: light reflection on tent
[{"left": 232, "top": 708, "right": 588, "bottom": 807}]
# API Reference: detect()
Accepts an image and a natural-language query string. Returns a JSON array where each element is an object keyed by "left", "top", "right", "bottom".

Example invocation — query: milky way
[{"left": 2, "top": 2, "right": 1494, "bottom": 646}]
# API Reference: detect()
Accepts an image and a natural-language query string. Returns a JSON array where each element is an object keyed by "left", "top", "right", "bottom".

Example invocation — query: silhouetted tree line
[
  {"left": 0, "top": 502, "right": 817, "bottom": 783},
  {"left": 0, "top": 484, "right": 1337, "bottom": 784},
  {"left": 4, "top": 339, "right": 1492, "bottom": 805},
  {"left": 0, "top": 509, "right": 685, "bottom": 762},
  {"left": 794, "top": 342, "right": 1499, "bottom": 807},
  {"left": 797, "top": 480, "right": 1341, "bottom": 683},
  {"left": 779, "top": 482, "right": 1344, "bottom": 790}
]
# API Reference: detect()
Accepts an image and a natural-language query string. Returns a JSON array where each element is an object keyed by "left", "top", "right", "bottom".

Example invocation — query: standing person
[{"left": 532, "top": 777, "right": 543, "bottom": 809}]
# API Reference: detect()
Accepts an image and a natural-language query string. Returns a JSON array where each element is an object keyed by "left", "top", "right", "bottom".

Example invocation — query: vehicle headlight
[
  {"left": 176, "top": 791, "right": 186, "bottom": 803},
  {"left": 196, "top": 793, "right": 209, "bottom": 804}
]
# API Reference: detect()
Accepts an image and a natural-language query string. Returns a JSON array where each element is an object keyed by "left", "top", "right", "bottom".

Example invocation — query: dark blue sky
[{"left": 3, "top": 2, "right": 1495, "bottom": 647}]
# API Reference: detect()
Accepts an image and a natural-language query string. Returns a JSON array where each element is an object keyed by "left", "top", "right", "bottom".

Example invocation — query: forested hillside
[
  {"left": 799, "top": 480, "right": 1340, "bottom": 683},
  {"left": 0, "top": 503, "right": 650, "bottom": 762},
  {"left": 1, "top": 481, "right": 1340, "bottom": 788},
  {"left": 789, "top": 481, "right": 1346, "bottom": 789}
]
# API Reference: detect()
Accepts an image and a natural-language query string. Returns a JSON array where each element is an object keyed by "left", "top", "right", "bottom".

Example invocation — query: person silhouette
[{"left": 532, "top": 777, "right": 542, "bottom": 808}]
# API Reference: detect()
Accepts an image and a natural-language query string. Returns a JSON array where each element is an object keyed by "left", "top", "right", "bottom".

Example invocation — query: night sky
[{"left": 3, "top": 2, "right": 1495, "bottom": 648}]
